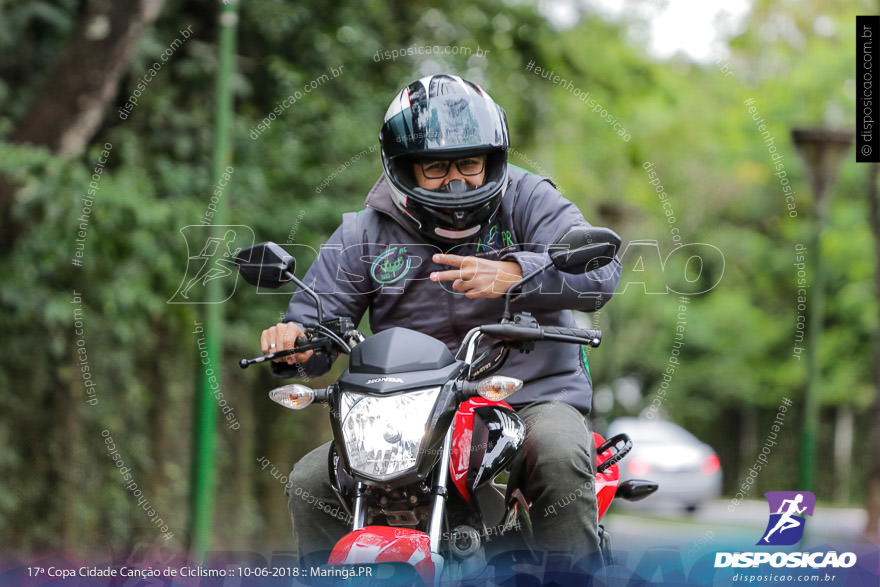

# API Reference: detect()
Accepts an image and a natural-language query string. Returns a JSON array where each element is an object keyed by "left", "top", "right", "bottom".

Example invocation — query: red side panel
[
  {"left": 449, "top": 397, "right": 513, "bottom": 505},
  {"left": 593, "top": 432, "right": 620, "bottom": 520},
  {"left": 328, "top": 526, "right": 435, "bottom": 584},
  {"left": 450, "top": 404, "right": 475, "bottom": 505}
]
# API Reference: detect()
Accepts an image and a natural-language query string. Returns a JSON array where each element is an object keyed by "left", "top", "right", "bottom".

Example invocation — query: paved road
[{"left": 604, "top": 498, "right": 871, "bottom": 553}]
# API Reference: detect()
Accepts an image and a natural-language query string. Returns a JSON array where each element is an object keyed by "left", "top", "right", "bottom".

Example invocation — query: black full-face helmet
[{"left": 380, "top": 74, "right": 509, "bottom": 243}]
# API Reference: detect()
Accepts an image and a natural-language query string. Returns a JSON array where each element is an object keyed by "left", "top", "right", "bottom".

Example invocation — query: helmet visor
[{"left": 382, "top": 95, "right": 508, "bottom": 159}]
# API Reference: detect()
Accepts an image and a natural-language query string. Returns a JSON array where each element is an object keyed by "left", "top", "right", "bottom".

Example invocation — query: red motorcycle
[{"left": 236, "top": 226, "right": 657, "bottom": 583}]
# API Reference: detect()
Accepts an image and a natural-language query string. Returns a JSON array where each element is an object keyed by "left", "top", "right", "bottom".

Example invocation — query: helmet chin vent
[
  {"left": 434, "top": 225, "right": 481, "bottom": 240},
  {"left": 441, "top": 179, "right": 470, "bottom": 194}
]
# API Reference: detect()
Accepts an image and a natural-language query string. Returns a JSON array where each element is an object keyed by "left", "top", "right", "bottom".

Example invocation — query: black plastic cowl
[{"left": 348, "top": 327, "right": 455, "bottom": 374}]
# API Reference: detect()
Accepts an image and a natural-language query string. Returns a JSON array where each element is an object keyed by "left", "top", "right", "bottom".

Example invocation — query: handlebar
[
  {"left": 241, "top": 314, "right": 600, "bottom": 372},
  {"left": 240, "top": 316, "right": 364, "bottom": 369},
  {"left": 478, "top": 323, "right": 602, "bottom": 348},
  {"left": 239, "top": 336, "right": 318, "bottom": 369}
]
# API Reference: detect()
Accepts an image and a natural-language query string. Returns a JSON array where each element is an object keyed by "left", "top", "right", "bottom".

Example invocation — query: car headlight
[{"left": 340, "top": 387, "right": 441, "bottom": 480}]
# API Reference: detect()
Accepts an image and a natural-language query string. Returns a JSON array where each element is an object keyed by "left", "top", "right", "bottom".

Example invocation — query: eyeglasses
[{"left": 419, "top": 156, "right": 486, "bottom": 179}]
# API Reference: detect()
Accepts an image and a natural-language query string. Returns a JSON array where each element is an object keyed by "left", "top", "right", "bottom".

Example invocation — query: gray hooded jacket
[{"left": 276, "top": 166, "right": 621, "bottom": 412}]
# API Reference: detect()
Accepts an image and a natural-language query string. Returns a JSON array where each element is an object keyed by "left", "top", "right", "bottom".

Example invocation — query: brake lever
[{"left": 239, "top": 336, "right": 329, "bottom": 369}]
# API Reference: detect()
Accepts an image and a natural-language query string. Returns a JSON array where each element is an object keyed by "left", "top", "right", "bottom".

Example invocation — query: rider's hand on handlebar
[
  {"left": 261, "top": 322, "right": 313, "bottom": 365},
  {"left": 430, "top": 254, "right": 522, "bottom": 299}
]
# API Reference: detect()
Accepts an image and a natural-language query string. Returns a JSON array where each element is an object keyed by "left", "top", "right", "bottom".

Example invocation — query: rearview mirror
[
  {"left": 234, "top": 242, "right": 295, "bottom": 289},
  {"left": 548, "top": 226, "right": 621, "bottom": 274}
]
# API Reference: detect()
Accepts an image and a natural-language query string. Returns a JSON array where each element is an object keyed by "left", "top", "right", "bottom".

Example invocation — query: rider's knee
[{"left": 524, "top": 402, "right": 592, "bottom": 464}]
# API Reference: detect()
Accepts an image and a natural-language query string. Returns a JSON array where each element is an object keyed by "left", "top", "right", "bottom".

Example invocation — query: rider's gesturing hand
[{"left": 430, "top": 254, "right": 522, "bottom": 299}]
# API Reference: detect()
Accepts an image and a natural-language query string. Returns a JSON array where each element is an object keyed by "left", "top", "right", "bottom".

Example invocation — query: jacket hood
[{"left": 364, "top": 175, "right": 403, "bottom": 222}]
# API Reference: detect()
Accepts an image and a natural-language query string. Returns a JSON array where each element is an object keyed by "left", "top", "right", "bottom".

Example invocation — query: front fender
[{"left": 328, "top": 526, "right": 437, "bottom": 584}]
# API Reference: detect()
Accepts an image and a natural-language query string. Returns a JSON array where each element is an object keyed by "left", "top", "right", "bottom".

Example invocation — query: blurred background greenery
[{"left": 1, "top": 0, "right": 877, "bottom": 556}]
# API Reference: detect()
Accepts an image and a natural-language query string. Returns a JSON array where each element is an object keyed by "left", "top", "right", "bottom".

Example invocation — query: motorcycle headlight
[{"left": 339, "top": 387, "right": 441, "bottom": 481}]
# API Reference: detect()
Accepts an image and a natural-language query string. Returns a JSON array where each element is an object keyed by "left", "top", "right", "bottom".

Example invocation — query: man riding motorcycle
[{"left": 259, "top": 73, "right": 622, "bottom": 568}]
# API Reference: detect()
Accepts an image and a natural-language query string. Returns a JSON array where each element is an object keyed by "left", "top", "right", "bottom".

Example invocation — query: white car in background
[{"left": 607, "top": 417, "right": 722, "bottom": 513}]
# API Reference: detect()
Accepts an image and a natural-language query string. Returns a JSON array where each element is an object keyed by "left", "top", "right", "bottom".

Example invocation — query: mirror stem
[
  {"left": 501, "top": 260, "right": 554, "bottom": 320},
  {"left": 284, "top": 271, "right": 324, "bottom": 323}
]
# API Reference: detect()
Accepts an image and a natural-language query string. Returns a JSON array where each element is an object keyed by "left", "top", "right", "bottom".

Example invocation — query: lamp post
[
  {"left": 189, "top": 0, "right": 239, "bottom": 559},
  {"left": 790, "top": 128, "right": 852, "bottom": 492}
]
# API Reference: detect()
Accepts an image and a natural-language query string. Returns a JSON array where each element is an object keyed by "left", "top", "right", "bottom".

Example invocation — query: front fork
[
  {"left": 428, "top": 426, "right": 454, "bottom": 554},
  {"left": 350, "top": 483, "right": 367, "bottom": 530}
]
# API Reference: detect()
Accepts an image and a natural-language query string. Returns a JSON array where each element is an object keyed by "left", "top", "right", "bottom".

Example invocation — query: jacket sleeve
[
  {"left": 271, "top": 215, "right": 372, "bottom": 379},
  {"left": 502, "top": 177, "right": 622, "bottom": 312}
]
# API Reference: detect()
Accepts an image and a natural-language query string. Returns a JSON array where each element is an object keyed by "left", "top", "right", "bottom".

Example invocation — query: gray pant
[{"left": 285, "top": 401, "right": 600, "bottom": 567}]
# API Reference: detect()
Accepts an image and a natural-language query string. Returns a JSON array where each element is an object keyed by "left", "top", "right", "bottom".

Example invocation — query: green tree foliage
[
  {"left": 0, "top": 0, "right": 874, "bottom": 555},
  {"left": 0, "top": 0, "right": 558, "bottom": 554},
  {"left": 564, "top": 0, "right": 875, "bottom": 503}
]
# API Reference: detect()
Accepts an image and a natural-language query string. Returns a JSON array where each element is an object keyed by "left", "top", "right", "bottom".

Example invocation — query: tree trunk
[
  {"left": 740, "top": 405, "right": 757, "bottom": 484},
  {"left": 865, "top": 162, "right": 880, "bottom": 540},
  {"left": 1, "top": 0, "right": 166, "bottom": 550},
  {"left": 61, "top": 356, "right": 83, "bottom": 554},
  {"left": 0, "top": 0, "right": 165, "bottom": 247},
  {"left": 148, "top": 319, "right": 170, "bottom": 504},
  {"left": 832, "top": 405, "right": 853, "bottom": 505}
]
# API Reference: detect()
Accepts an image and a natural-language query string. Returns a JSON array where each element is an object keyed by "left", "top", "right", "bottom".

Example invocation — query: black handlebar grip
[
  {"left": 541, "top": 326, "right": 602, "bottom": 339},
  {"left": 479, "top": 323, "right": 543, "bottom": 341},
  {"left": 541, "top": 326, "right": 602, "bottom": 347}
]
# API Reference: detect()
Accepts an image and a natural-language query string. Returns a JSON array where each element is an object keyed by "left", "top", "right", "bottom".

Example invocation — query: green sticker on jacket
[{"left": 371, "top": 246, "right": 412, "bottom": 284}]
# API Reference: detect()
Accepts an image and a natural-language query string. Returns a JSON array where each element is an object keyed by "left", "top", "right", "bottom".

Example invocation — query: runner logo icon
[{"left": 758, "top": 491, "right": 816, "bottom": 546}]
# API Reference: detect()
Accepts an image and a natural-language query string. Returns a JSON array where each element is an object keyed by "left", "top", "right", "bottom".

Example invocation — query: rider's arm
[
  {"left": 271, "top": 220, "right": 372, "bottom": 379},
  {"left": 502, "top": 178, "right": 622, "bottom": 312}
]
